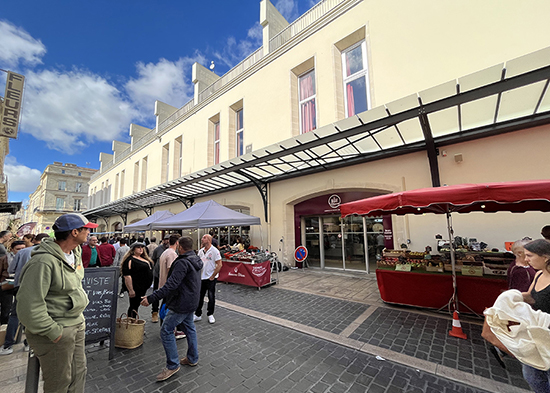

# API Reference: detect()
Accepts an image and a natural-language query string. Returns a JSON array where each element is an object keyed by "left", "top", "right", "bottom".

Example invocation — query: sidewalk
[{"left": 0, "top": 268, "right": 530, "bottom": 392}]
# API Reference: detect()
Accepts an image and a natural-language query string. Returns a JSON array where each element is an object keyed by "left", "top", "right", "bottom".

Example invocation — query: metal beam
[
  {"left": 236, "top": 169, "right": 268, "bottom": 222},
  {"left": 418, "top": 109, "right": 441, "bottom": 187}
]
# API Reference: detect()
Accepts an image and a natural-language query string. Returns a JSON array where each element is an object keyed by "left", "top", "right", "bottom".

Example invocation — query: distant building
[{"left": 27, "top": 162, "right": 97, "bottom": 233}]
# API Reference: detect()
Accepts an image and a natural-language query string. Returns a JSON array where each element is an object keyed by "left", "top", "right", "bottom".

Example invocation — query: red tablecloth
[
  {"left": 218, "top": 260, "right": 271, "bottom": 288},
  {"left": 376, "top": 269, "right": 508, "bottom": 314}
]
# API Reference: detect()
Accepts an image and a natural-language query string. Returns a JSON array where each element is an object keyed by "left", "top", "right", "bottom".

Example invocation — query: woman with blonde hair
[{"left": 121, "top": 242, "right": 154, "bottom": 318}]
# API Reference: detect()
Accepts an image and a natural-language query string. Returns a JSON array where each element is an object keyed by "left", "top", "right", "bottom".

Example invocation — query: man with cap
[{"left": 17, "top": 213, "right": 98, "bottom": 393}]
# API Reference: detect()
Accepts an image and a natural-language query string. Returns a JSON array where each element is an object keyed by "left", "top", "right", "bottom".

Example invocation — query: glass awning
[{"left": 84, "top": 47, "right": 550, "bottom": 221}]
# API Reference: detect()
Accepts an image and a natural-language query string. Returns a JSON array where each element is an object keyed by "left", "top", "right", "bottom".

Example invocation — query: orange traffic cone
[{"left": 449, "top": 311, "right": 467, "bottom": 339}]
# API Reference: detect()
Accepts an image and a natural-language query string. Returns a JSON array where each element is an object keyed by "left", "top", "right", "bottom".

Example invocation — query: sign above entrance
[
  {"left": 294, "top": 246, "right": 308, "bottom": 262},
  {"left": 328, "top": 194, "right": 341, "bottom": 209}
]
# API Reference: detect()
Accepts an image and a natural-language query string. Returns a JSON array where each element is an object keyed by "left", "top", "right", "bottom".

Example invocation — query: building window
[
  {"left": 213, "top": 122, "right": 220, "bottom": 165},
  {"left": 56, "top": 198, "right": 64, "bottom": 211},
  {"left": 61, "top": 170, "right": 65, "bottom": 174},
  {"left": 174, "top": 136, "right": 183, "bottom": 178},
  {"left": 78, "top": 172, "right": 82, "bottom": 176},
  {"left": 299, "top": 69, "right": 316, "bottom": 133},
  {"left": 236, "top": 109, "right": 244, "bottom": 157},
  {"left": 58, "top": 181, "right": 66, "bottom": 190},
  {"left": 133, "top": 161, "right": 139, "bottom": 193},
  {"left": 74, "top": 199, "right": 81, "bottom": 211},
  {"left": 141, "top": 157, "right": 148, "bottom": 191},
  {"left": 75, "top": 182, "right": 82, "bottom": 192},
  {"left": 342, "top": 41, "right": 369, "bottom": 117},
  {"left": 162, "top": 143, "right": 170, "bottom": 183}
]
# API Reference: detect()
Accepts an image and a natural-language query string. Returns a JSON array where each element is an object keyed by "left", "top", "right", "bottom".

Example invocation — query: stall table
[
  {"left": 218, "top": 259, "right": 276, "bottom": 288},
  {"left": 376, "top": 269, "right": 508, "bottom": 315}
]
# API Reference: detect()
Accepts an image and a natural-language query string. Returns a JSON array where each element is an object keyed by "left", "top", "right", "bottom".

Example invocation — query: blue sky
[{"left": 1, "top": 0, "right": 318, "bottom": 203}]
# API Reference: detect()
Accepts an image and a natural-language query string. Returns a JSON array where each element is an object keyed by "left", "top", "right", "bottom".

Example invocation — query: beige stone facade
[
  {"left": 26, "top": 162, "right": 97, "bottom": 233},
  {"left": 87, "top": 0, "right": 550, "bottom": 270}
]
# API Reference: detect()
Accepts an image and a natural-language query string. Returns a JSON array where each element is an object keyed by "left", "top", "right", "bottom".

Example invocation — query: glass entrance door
[{"left": 322, "top": 216, "right": 344, "bottom": 269}]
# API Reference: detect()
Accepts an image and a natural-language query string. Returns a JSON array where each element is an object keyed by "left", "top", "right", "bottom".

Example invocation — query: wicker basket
[{"left": 115, "top": 313, "right": 145, "bottom": 349}]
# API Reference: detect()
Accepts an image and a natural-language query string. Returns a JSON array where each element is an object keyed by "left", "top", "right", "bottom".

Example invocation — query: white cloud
[
  {"left": 125, "top": 56, "right": 201, "bottom": 114},
  {"left": 213, "top": 23, "right": 263, "bottom": 69},
  {"left": 276, "top": 0, "right": 299, "bottom": 21},
  {"left": 22, "top": 69, "right": 137, "bottom": 151},
  {"left": 4, "top": 156, "right": 42, "bottom": 193},
  {"left": 0, "top": 20, "right": 46, "bottom": 68}
]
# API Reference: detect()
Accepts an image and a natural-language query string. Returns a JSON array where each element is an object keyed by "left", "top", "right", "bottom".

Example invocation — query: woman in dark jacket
[{"left": 121, "top": 242, "right": 153, "bottom": 318}]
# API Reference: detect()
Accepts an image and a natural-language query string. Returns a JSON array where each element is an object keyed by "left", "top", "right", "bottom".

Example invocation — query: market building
[
  {"left": 85, "top": 0, "right": 550, "bottom": 272},
  {"left": 26, "top": 162, "right": 97, "bottom": 233}
]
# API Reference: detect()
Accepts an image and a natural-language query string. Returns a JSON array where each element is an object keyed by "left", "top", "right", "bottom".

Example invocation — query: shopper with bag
[
  {"left": 483, "top": 239, "right": 550, "bottom": 393},
  {"left": 140, "top": 236, "right": 203, "bottom": 382},
  {"left": 121, "top": 242, "right": 153, "bottom": 318}
]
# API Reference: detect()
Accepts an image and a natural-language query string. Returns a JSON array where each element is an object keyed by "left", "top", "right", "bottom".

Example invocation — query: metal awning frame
[{"left": 84, "top": 63, "right": 550, "bottom": 222}]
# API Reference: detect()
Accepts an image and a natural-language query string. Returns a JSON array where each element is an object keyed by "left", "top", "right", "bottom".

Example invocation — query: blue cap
[{"left": 53, "top": 213, "right": 98, "bottom": 232}]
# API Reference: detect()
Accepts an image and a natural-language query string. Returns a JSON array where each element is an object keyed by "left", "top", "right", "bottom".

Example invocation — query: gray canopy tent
[
  {"left": 151, "top": 200, "right": 261, "bottom": 229},
  {"left": 123, "top": 210, "right": 175, "bottom": 232}
]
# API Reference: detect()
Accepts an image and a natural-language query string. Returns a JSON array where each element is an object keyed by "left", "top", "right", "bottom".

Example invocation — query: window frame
[
  {"left": 214, "top": 121, "right": 220, "bottom": 165},
  {"left": 342, "top": 40, "right": 370, "bottom": 118},
  {"left": 298, "top": 69, "right": 317, "bottom": 134},
  {"left": 58, "top": 181, "right": 66, "bottom": 191},
  {"left": 235, "top": 109, "right": 244, "bottom": 157}
]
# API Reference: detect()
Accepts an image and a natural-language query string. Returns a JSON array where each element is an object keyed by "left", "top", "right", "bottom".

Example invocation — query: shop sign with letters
[{"left": 1, "top": 72, "right": 25, "bottom": 138}]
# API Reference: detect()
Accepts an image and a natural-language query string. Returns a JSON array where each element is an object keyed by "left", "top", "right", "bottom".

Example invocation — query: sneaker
[
  {"left": 174, "top": 331, "right": 186, "bottom": 340},
  {"left": 193, "top": 315, "right": 201, "bottom": 322},
  {"left": 156, "top": 366, "right": 180, "bottom": 382},
  {"left": 23, "top": 343, "right": 29, "bottom": 352},
  {"left": 180, "top": 357, "right": 198, "bottom": 367},
  {"left": 0, "top": 347, "right": 13, "bottom": 356},
  {"left": 208, "top": 315, "right": 215, "bottom": 324},
  {"left": 151, "top": 312, "right": 159, "bottom": 323},
  {"left": 119, "top": 293, "right": 124, "bottom": 298}
]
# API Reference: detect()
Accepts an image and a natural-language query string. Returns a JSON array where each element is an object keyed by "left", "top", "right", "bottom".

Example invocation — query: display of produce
[{"left": 379, "top": 247, "right": 514, "bottom": 277}]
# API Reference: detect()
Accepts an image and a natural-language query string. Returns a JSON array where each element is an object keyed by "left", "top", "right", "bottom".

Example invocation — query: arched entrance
[{"left": 294, "top": 191, "right": 393, "bottom": 272}]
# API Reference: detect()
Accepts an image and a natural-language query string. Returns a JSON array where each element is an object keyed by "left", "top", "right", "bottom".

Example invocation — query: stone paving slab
[
  {"left": 348, "top": 307, "right": 528, "bottom": 390},
  {"left": 217, "top": 282, "right": 369, "bottom": 335},
  {"left": 217, "top": 282, "right": 529, "bottom": 391},
  {"left": 85, "top": 307, "right": 492, "bottom": 393}
]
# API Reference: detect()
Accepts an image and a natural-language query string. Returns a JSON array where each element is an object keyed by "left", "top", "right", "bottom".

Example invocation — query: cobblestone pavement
[
  {"left": 85, "top": 307, "right": 493, "bottom": 393},
  {"left": 1, "top": 269, "right": 531, "bottom": 392},
  {"left": 217, "top": 282, "right": 529, "bottom": 391}
]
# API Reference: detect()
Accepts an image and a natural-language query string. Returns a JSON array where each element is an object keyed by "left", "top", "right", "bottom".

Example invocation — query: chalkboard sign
[{"left": 82, "top": 267, "right": 119, "bottom": 360}]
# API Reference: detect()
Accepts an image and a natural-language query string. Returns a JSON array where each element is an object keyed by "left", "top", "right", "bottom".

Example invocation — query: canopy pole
[{"left": 446, "top": 210, "right": 459, "bottom": 312}]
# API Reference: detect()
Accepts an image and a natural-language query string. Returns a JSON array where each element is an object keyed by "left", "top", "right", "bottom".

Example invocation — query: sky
[{"left": 0, "top": 0, "right": 320, "bottom": 204}]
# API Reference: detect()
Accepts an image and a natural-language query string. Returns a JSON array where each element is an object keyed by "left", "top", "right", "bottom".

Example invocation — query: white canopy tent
[{"left": 123, "top": 210, "right": 175, "bottom": 232}]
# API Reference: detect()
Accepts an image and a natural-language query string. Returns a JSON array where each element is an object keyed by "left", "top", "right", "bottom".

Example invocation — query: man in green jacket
[{"left": 17, "top": 213, "right": 98, "bottom": 393}]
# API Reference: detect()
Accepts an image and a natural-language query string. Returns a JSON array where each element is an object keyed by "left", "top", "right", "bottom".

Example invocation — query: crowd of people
[
  {"left": 6, "top": 214, "right": 550, "bottom": 392},
  {"left": 0, "top": 213, "right": 226, "bottom": 391}
]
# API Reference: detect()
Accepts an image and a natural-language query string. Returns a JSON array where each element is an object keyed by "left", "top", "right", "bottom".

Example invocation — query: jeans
[
  {"left": 26, "top": 322, "right": 86, "bottom": 393},
  {"left": 195, "top": 279, "right": 216, "bottom": 317},
  {"left": 4, "top": 298, "right": 19, "bottom": 348},
  {"left": 160, "top": 310, "right": 198, "bottom": 370},
  {"left": 523, "top": 364, "right": 550, "bottom": 393}
]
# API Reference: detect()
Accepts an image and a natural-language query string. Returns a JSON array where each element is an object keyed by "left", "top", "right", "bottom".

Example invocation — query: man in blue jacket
[{"left": 141, "top": 236, "right": 203, "bottom": 382}]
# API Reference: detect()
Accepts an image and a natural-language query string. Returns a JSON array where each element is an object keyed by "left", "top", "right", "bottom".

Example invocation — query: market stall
[
  {"left": 340, "top": 180, "right": 550, "bottom": 314},
  {"left": 151, "top": 200, "right": 277, "bottom": 288}
]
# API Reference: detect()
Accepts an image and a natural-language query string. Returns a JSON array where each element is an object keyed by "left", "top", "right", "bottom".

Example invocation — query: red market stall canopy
[
  {"left": 340, "top": 179, "right": 550, "bottom": 315},
  {"left": 340, "top": 180, "right": 550, "bottom": 217}
]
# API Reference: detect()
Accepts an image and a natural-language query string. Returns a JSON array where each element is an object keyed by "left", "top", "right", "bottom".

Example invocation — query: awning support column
[
  {"left": 236, "top": 170, "right": 268, "bottom": 222},
  {"left": 419, "top": 109, "right": 441, "bottom": 187}
]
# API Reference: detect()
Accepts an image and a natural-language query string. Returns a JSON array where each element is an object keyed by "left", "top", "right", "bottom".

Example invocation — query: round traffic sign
[{"left": 294, "top": 246, "right": 308, "bottom": 262}]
